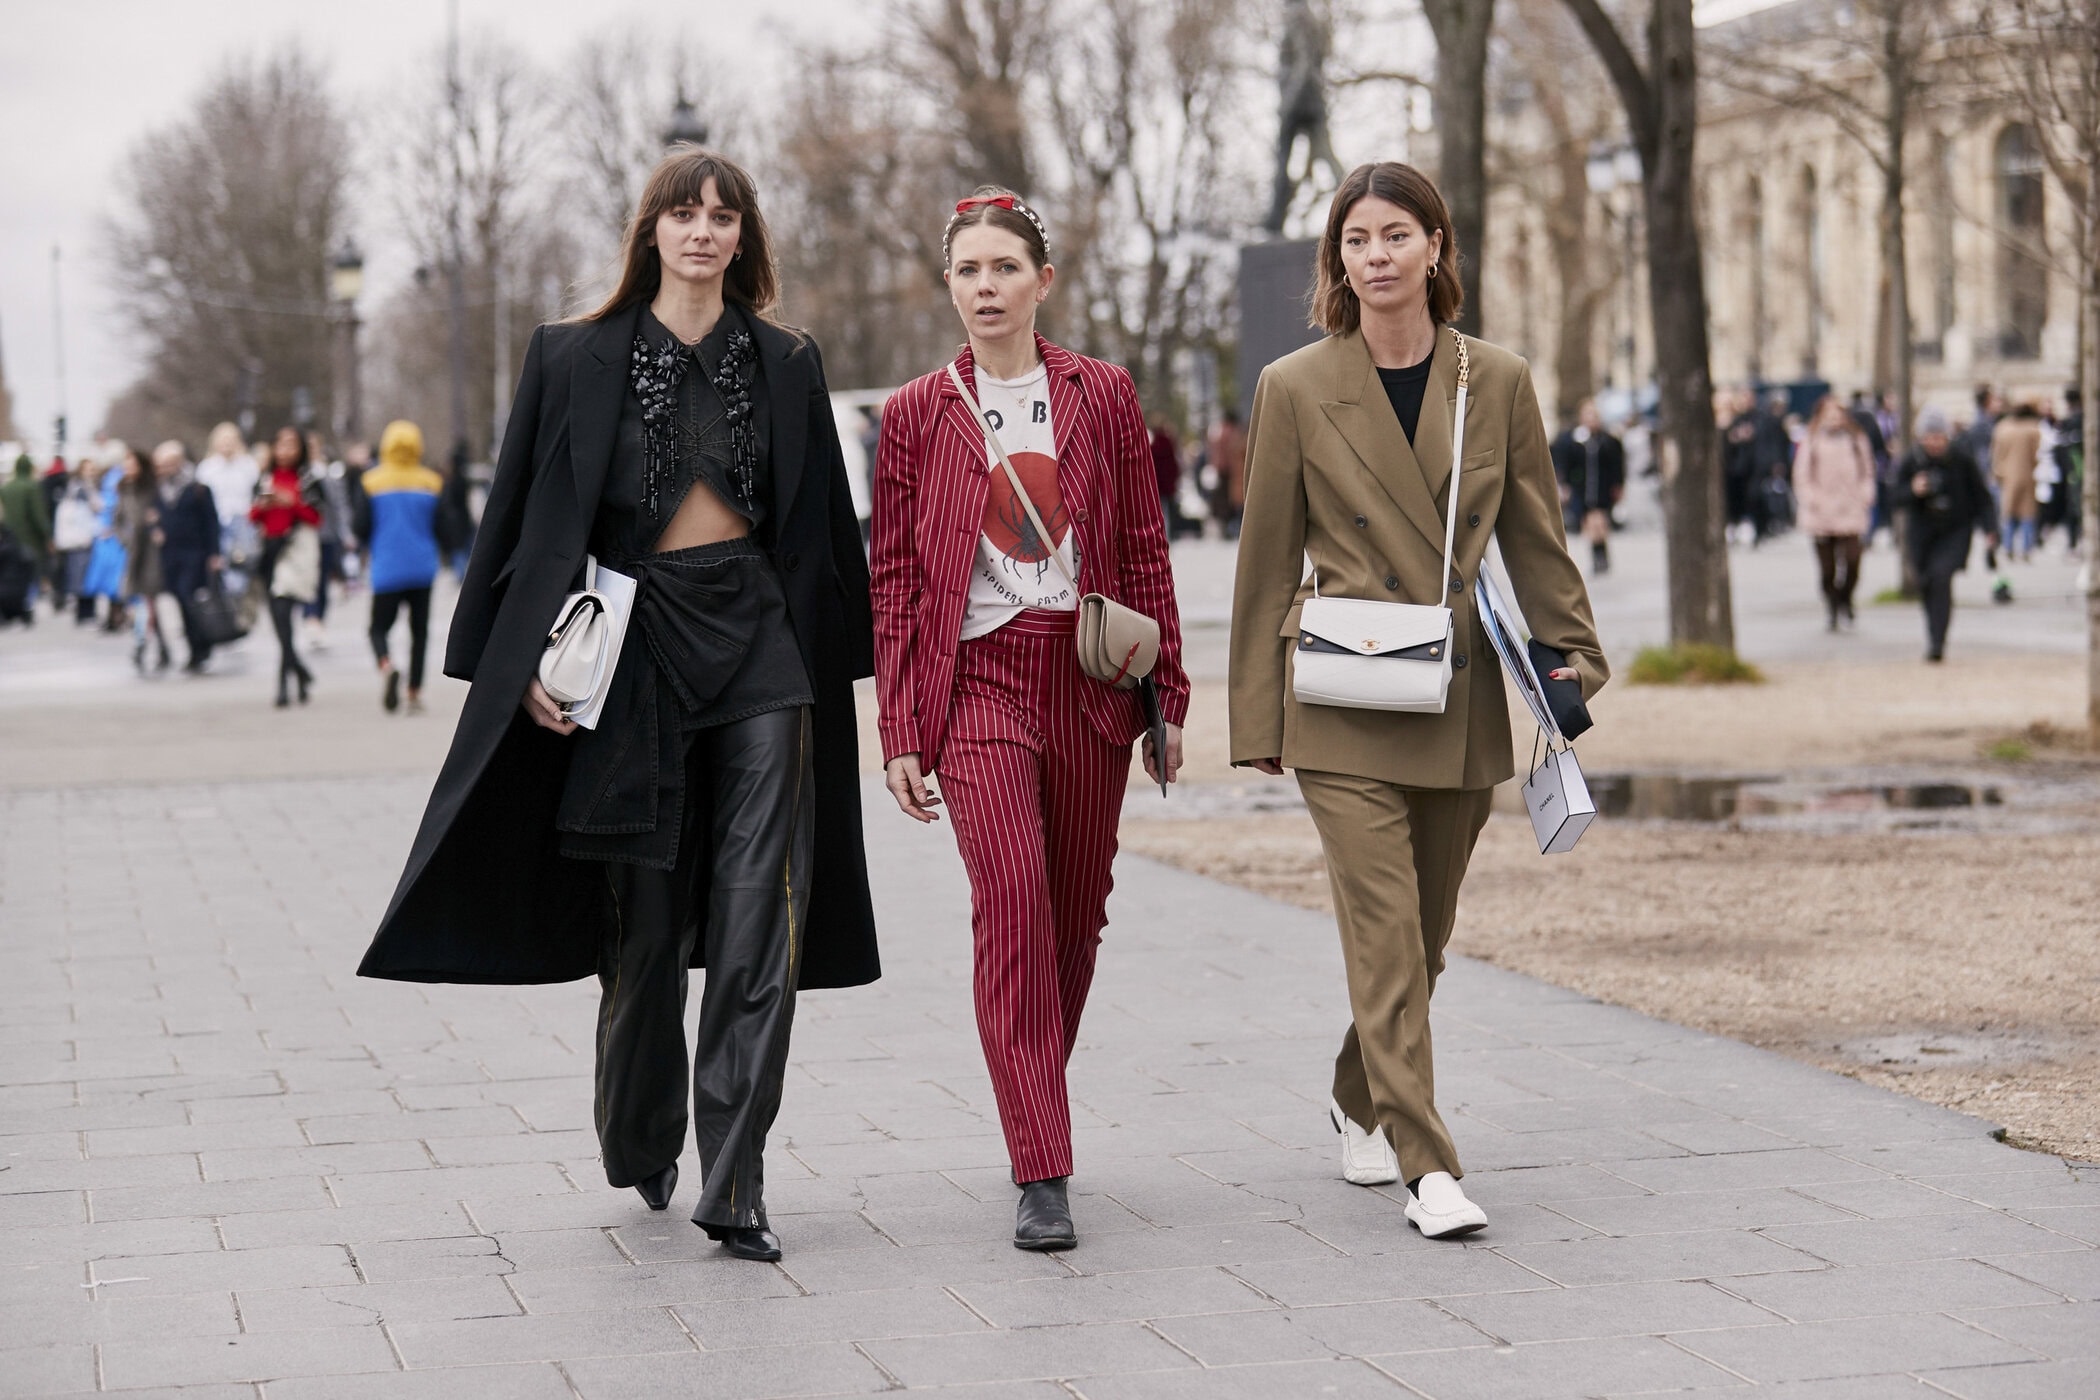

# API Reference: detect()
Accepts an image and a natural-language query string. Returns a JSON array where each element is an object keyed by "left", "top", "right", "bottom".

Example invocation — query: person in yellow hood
[{"left": 355, "top": 421, "right": 445, "bottom": 712}]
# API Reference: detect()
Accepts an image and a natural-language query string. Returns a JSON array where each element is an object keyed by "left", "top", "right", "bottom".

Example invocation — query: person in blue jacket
[{"left": 356, "top": 420, "right": 444, "bottom": 713}]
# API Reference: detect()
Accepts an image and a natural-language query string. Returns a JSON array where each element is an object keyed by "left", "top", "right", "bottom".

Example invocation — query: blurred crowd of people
[
  {"left": 0, "top": 420, "right": 476, "bottom": 709},
  {"left": 1713, "top": 379, "right": 2084, "bottom": 659}
]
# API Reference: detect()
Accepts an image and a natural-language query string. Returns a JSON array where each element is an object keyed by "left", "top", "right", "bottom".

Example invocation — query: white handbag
[
  {"left": 538, "top": 554, "right": 636, "bottom": 729},
  {"left": 269, "top": 524, "right": 322, "bottom": 604},
  {"left": 1294, "top": 329, "right": 1471, "bottom": 714}
]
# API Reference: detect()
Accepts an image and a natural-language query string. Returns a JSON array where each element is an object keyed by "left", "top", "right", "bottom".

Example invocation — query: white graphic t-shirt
[{"left": 959, "top": 365, "right": 1079, "bottom": 640}]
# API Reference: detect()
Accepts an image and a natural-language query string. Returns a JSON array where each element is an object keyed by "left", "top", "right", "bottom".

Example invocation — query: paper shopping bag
[{"left": 1522, "top": 744, "right": 1596, "bottom": 855}]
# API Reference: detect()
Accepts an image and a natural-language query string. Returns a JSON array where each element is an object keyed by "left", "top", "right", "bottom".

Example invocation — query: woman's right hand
[
  {"left": 884, "top": 753, "right": 942, "bottom": 822},
  {"left": 1248, "top": 757, "right": 1284, "bottom": 776},
  {"left": 522, "top": 677, "right": 578, "bottom": 735}
]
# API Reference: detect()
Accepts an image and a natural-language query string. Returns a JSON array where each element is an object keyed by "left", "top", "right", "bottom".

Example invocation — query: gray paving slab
[
  {"left": 1921, "top": 1358, "right": 2100, "bottom": 1398},
  {"left": 3, "top": 764, "right": 2097, "bottom": 1395}
]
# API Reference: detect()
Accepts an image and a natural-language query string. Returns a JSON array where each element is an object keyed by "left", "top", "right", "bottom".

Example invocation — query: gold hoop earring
[{"left": 1428, "top": 265, "right": 1437, "bottom": 279}]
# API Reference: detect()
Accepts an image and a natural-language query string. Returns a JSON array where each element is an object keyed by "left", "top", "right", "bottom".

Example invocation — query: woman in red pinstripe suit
[{"left": 870, "top": 189, "right": 1192, "bottom": 1251}]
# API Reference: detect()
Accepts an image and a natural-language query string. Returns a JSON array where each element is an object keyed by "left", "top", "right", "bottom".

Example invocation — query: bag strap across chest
[
  {"left": 1313, "top": 327, "right": 1472, "bottom": 601},
  {"left": 946, "top": 362, "right": 1078, "bottom": 594}
]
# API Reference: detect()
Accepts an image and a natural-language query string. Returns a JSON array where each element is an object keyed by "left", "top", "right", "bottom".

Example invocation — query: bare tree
[
  {"left": 897, "top": 0, "right": 1044, "bottom": 194},
  {"left": 1495, "top": 0, "right": 1624, "bottom": 424},
  {"left": 368, "top": 32, "right": 570, "bottom": 460},
  {"left": 1977, "top": 0, "right": 2100, "bottom": 744},
  {"left": 1705, "top": 0, "right": 1958, "bottom": 462},
  {"left": 771, "top": 49, "right": 959, "bottom": 389},
  {"left": 565, "top": 28, "right": 725, "bottom": 252},
  {"left": 103, "top": 48, "right": 351, "bottom": 449},
  {"left": 1048, "top": 0, "right": 1259, "bottom": 418},
  {"left": 1562, "top": 0, "right": 1736, "bottom": 650},
  {"left": 772, "top": 0, "right": 1264, "bottom": 424},
  {"left": 1422, "top": 0, "right": 1495, "bottom": 337}
]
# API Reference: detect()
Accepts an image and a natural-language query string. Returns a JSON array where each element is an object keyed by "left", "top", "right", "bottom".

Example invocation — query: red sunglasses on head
[{"left": 955, "top": 194, "right": 1019, "bottom": 213}]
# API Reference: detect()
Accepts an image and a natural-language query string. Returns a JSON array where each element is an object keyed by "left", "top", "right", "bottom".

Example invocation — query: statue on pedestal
[{"left": 1265, "top": 0, "right": 1342, "bottom": 234}]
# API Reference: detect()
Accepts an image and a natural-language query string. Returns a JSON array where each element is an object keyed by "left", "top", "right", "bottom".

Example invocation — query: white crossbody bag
[{"left": 1293, "top": 328, "right": 1470, "bottom": 714}]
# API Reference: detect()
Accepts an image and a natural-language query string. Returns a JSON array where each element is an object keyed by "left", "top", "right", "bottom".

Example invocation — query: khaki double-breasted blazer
[{"left": 1228, "top": 327, "right": 1607, "bottom": 790}]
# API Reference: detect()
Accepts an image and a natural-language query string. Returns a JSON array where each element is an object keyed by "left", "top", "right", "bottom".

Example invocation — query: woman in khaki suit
[{"left": 1229, "top": 161, "right": 1606, "bottom": 1239}]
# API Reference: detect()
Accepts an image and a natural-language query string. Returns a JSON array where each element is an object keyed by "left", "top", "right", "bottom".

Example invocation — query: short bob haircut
[
  {"left": 585, "top": 146, "right": 781, "bottom": 323},
  {"left": 1311, "top": 162, "right": 1463, "bottom": 335}
]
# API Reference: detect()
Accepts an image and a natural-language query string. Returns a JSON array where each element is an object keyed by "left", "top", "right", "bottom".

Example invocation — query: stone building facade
[{"left": 1480, "top": 1, "right": 2080, "bottom": 434}]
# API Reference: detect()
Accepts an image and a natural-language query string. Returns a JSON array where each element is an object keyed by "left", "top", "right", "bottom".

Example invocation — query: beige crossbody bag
[{"left": 945, "top": 363, "right": 1161, "bottom": 689}]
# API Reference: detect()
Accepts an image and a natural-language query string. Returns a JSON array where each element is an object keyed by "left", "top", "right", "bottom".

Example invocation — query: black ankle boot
[
  {"left": 699, "top": 1219, "right": 782, "bottom": 1261},
  {"left": 1014, "top": 1176, "right": 1076, "bottom": 1251},
  {"left": 634, "top": 1161, "right": 677, "bottom": 1211}
]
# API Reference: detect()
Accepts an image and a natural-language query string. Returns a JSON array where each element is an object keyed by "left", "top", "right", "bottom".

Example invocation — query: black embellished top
[{"left": 593, "top": 302, "right": 772, "bottom": 562}]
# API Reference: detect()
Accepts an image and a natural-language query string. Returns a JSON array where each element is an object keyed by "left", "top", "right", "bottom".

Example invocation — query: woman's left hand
[
  {"left": 1548, "top": 667, "right": 1578, "bottom": 682},
  {"left": 1143, "top": 722, "right": 1184, "bottom": 786}
]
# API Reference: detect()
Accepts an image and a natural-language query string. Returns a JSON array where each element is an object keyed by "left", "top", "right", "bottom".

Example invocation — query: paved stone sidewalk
[{"left": 2, "top": 774, "right": 2096, "bottom": 1399}]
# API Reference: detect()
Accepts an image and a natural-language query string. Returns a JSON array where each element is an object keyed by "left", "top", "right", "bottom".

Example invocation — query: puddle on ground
[
  {"left": 1130, "top": 769, "right": 2099, "bottom": 835},
  {"left": 1836, "top": 1031, "right": 2065, "bottom": 1070},
  {"left": 1586, "top": 774, "right": 2007, "bottom": 822}
]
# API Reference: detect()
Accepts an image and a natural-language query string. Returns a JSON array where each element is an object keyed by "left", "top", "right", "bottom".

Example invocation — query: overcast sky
[
  {"left": 0, "top": 0, "right": 870, "bottom": 454},
  {"left": 1, "top": 0, "right": 1770, "bottom": 454}
]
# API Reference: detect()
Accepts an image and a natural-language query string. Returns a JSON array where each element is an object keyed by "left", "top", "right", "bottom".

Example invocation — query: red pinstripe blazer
[{"left": 870, "top": 335, "right": 1191, "bottom": 771}]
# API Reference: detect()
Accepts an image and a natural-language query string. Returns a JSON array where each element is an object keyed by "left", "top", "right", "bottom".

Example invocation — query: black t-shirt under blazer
[{"left": 1228, "top": 326, "right": 1609, "bottom": 791}]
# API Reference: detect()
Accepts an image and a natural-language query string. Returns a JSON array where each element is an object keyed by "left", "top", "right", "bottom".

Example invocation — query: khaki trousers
[{"left": 1296, "top": 771, "right": 1494, "bottom": 1183}]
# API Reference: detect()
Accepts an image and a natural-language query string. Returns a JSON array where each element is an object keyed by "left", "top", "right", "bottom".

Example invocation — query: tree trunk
[
  {"left": 1881, "top": 33, "right": 1920, "bottom": 598},
  {"left": 1548, "top": 134, "right": 1602, "bottom": 424},
  {"left": 1564, "top": 0, "right": 1734, "bottom": 649},
  {"left": 2085, "top": 131, "right": 2100, "bottom": 748},
  {"left": 1645, "top": 4, "right": 1734, "bottom": 648},
  {"left": 1881, "top": 4, "right": 1915, "bottom": 464},
  {"left": 1423, "top": 0, "right": 1494, "bottom": 338}
]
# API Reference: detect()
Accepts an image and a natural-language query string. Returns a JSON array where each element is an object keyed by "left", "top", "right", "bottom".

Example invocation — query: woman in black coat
[
  {"left": 358, "top": 148, "right": 878, "bottom": 1262},
  {"left": 1899, "top": 405, "right": 1998, "bottom": 662}
]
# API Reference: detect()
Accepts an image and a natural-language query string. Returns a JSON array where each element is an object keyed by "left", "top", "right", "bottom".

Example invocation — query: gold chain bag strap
[{"left": 945, "top": 362, "right": 1160, "bottom": 689}]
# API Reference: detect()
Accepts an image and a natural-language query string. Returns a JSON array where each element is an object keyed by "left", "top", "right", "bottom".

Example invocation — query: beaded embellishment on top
[{"left": 628, "top": 320, "right": 760, "bottom": 520}]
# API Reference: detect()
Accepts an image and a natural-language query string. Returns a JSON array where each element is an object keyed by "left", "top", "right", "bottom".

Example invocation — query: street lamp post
[
  {"left": 663, "top": 91, "right": 708, "bottom": 150},
  {"left": 330, "top": 238, "right": 365, "bottom": 442},
  {"left": 1585, "top": 144, "right": 1644, "bottom": 394}
]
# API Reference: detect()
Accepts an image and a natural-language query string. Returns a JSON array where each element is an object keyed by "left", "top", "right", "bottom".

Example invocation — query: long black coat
[
  {"left": 357, "top": 305, "right": 880, "bottom": 989},
  {"left": 1898, "top": 443, "right": 1998, "bottom": 576}
]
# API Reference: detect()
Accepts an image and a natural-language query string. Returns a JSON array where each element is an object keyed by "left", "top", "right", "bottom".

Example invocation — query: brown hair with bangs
[
  {"left": 583, "top": 146, "right": 781, "bottom": 323},
  {"left": 1311, "top": 162, "right": 1463, "bottom": 335}
]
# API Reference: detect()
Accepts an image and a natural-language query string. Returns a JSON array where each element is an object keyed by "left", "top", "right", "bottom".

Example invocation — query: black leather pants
[{"left": 593, "top": 704, "right": 812, "bottom": 1230}]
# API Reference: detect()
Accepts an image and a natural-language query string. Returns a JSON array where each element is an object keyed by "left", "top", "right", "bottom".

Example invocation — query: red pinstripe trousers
[{"left": 936, "top": 609, "right": 1131, "bottom": 1183}]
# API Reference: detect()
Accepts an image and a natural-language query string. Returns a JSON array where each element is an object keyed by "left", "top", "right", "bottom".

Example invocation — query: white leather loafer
[
  {"left": 1330, "top": 1098, "right": 1400, "bottom": 1186},
  {"left": 1404, "top": 1171, "right": 1487, "bottom": 1239}
]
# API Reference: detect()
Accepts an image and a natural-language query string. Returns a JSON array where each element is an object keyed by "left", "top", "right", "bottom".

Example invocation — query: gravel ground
[{"left": 1120, "top": 649, "right": 2100, "bottom": 1163}]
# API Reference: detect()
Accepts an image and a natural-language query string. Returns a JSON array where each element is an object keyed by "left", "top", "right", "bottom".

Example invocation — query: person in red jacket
[
  {"left": 870, "top": 188, "right": 1191, "bottom": 1252},
  {"left": 250, "top": 426, "right": 321, "bottom": 706}
]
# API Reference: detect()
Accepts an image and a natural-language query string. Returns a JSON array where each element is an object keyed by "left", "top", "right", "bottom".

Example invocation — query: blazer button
[
  {"left": 783, "top": 552, "right": 802, "bottom": 571},
  {"left": 1454, "top": 653, "right": 1468, "bottom": 669},
  {"left": 1076, "top": 508, "right": 1089, "bottom": 523},
  {"left": 1354, "top": 515, "right": 1368, "bottom": 528},
  {"left": 1449, "top": 575, "right": 1462, "bottom": 593},
  {"left": 1468, "top": 512, "right": 1481, "bottom": 527},
  {"left": 1384, "top": 575, "right": 1399, "bottom": 590}
]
